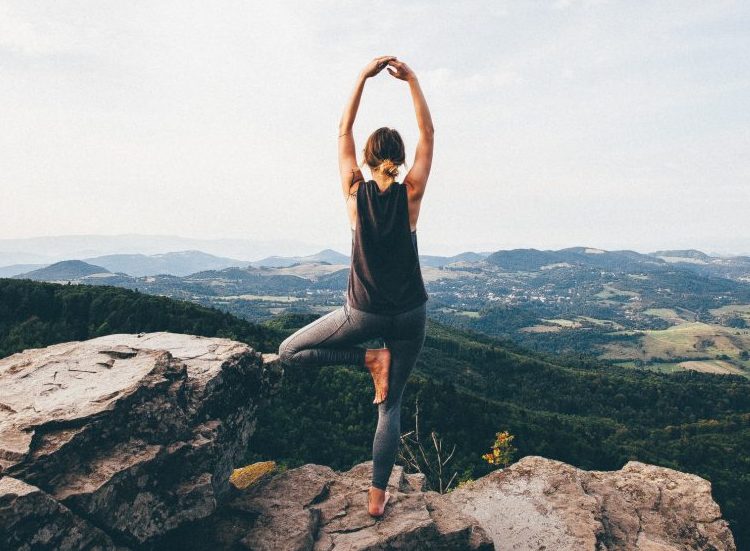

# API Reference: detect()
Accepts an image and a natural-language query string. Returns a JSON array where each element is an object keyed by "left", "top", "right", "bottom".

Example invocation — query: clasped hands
[{"left": 361, "top": 56, "right": 415, "bottom": 82}]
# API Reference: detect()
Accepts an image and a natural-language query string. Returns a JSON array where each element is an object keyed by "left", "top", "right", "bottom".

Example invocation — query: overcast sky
[{"left": 1, "top": 1, "right": 748, "bottom": 256}]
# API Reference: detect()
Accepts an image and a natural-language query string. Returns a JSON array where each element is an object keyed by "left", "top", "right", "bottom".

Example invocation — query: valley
[{"left": 6, "top": 245, "right": 750, "bottom": 377}]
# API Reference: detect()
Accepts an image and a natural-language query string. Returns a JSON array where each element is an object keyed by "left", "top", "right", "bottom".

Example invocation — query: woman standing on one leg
[{"left": 278, "top": 55, "right": 434, "bottom": 518}]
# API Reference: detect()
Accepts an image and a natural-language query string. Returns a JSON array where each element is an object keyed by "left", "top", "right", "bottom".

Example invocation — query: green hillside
[
  {"left": 0, "top": 278, "right": 282, "bottom": 357},
  {"left": 1, "top": 279, "right": 748, "bottom": 548}
]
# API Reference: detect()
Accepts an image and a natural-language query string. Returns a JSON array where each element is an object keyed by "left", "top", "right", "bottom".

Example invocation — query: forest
[
  {"left": 1, "top": 278, "right": 749, "bottom": 548},
  {"left": 0, "top": 278, "right": 281, "bottom": 357}
]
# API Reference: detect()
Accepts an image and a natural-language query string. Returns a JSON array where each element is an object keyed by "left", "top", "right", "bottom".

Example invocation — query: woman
[{"left": 278, "top": 55, "right": 434, "bottom": 518}]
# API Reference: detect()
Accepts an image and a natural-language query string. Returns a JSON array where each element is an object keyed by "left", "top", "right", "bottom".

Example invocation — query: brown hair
[{"left": 361, "top": 127, "right": 407, "bottom": 180}]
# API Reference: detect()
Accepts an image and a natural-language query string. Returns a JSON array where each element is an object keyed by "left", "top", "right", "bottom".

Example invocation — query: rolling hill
[
  {"left": 16, "top": 260, "right": 111, "bottom": 281},
  {"left": 85, "top": 250, "right": 252, "bottom": 276},
  {"left": 1, "top": 278, "right": 748, "bottom": 547},
  {"left": 250, "top": 248, "right": 350, "bottom": 268}
]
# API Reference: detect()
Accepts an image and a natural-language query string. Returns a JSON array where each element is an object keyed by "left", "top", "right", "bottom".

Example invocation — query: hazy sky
[{"left": 1, "top": 1, "right": 748, "bottom": 256}]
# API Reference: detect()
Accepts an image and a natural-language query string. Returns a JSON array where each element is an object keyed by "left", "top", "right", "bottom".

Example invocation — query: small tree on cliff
[{"left": 482, "top": 430, "right": 517, "bottom": 468}]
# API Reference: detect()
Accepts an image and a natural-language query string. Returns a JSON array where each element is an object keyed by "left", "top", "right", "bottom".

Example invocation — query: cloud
[
  {"left": 0, "top": 1, "right": 748, "bottom": 255},
  {"left": 552, "top": 0, "right": 608, "bottom": 10},
  {"left": 0, "top": 4, "right": 77, "bottom": 56}
]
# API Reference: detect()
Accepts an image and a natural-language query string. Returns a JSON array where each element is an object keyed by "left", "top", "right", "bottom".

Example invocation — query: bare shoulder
[{"left": 403, "top": 173, "right": 428, "bottom": 201}]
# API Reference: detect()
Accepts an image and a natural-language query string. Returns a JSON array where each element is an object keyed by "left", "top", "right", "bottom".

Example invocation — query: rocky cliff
[
  {"left": 0, "top": 332, "right": 283, "bottom": 549},
  {"left": 0, "top": 333, "right": 737, "bottom": 550}
]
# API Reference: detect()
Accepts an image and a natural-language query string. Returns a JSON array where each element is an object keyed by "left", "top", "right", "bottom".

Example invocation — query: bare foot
[
  {"left": 368, "top": 486, "right": 391, "bottom": 517},
  {"left": 365, "top": 348, "right": 391, "bottom": 404}
]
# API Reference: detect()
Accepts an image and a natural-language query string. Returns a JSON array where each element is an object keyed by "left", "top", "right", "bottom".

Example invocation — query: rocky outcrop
[
  {"left": 445, "top": 455, "right": 736, "bottom": 551},
  {"left": 0, "top": 476, "right": 115, "bottom": 550},
  {"left": 0, "top": 334, "right": 737, "bottom": 550},
  {"left": 0, "top": 333, "right": 282, "bottom": 549},
  {"left": 163, "top": 455, "right": 736, "bottom": 551},
  {"left": 164, "top": 460, "right": 493, "bottom": 551}
]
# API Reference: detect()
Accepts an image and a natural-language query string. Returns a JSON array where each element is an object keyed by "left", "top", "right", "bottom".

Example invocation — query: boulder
[
  {"left": 0, "top": 332, "right": 282, "bottom": 548},
  {"left": 444, "top": 455, "right": 736, "bottom": 551},
  {"left": 166, "top": 454, "right": 736, "bottom": 551},
  {"left": 0, "top": 476, "right": 115, "bottom": 551},
  {"left": 164, "top": 460, "right": 494, "bottom": 551}
]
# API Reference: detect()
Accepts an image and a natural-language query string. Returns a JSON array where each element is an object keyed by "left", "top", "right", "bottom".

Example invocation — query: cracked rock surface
[
  {"left": 165, "top": 460, "right": 494, "bottom": 551},
  {"left": 444, "top": 455, "right": 736, "bottom": 551},
  {"left": 0, "top": 332, "right": 282, "bottom": 549},
  {"left": 166, "top": 455, "right": 736, "bottom": 551}
]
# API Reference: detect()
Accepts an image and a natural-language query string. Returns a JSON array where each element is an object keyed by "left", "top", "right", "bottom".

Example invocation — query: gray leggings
[{"left": 277, "top": 301, "right": 427, "bottom": 490}]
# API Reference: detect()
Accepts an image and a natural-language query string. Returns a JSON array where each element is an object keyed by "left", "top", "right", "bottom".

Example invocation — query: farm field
[
  {"left": 600, "top": 322, "right": 750, "bottom": 377},
  {"left": 709, "top": 303, "right": 750, "bottom": 322}
]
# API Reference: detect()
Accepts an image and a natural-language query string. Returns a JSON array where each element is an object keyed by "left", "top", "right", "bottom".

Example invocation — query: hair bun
[
  {"left": 363, "top": 127, "right": 406, "bottom": 178},
  {"left": 380, "top": 158, "right": 399, "bottom": 179}
]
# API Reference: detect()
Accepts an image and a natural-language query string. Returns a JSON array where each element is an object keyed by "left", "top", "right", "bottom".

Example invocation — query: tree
[
  {"left": 482, "top": 430, "right": 517, "bottom": 468},
  {"left": 398, "top": 397, "right": 459, "bottom": 493}
]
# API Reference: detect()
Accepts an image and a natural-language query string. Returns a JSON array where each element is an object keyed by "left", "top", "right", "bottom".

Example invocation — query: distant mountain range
[
  {"left": 7, "top": 248, "right": 496, "bottom": 278},
  {"left": 3, "top": 233, "right": 747, "bottom": 269},
  {"left": 0, "top": 234, "right": 325, "bottom": 266},
  {"left": 8, "top": 251, "right": 250, "bottom": 279},
  {"left": 5, "top": 245, "right": 750, "bottom": 282}
]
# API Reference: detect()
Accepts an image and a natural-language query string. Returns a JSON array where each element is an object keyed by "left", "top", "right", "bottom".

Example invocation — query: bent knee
[{"left": 277, "top": 337, "right": 297, "bottom": 363}]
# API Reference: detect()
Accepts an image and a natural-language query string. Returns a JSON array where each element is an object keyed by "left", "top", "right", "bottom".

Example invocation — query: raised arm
[
  {"left": 338, "top": 56, "right": 395, "bottom": 201},
  {"left": 387, "top": 60, "right": 434, "bottom": 201}
]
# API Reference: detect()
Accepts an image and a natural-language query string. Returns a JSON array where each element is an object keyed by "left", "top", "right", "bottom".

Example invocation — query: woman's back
[{"left": 347, "top": 180, "right": 428, "bottom": 315}]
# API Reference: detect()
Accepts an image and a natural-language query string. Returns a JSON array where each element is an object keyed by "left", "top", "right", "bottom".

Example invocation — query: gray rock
[
  {"left": 0, "top": 332, "right": 282, "bottom": 548},
  {"left": 444, "top": 455, "right": 736, "bottom": 551},
  {"left": 183, "top": 456, "right": 732, "bottom": 551},
  {"left": 0, "top": 476, "right": 116, "bottom": 551},
  {"left": 167, "top": 460, "right": 493, "bottom": 551}
]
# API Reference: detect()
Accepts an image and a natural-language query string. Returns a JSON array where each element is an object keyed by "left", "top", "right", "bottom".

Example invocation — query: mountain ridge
[{"left": 5, "top": 244, "right": 750, "bottom": 278}]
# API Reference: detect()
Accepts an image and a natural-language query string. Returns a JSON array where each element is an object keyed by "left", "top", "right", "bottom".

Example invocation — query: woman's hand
[
  {"left": 386, "top": 59, "right": 416, "bottom": 82},
  {"left": 361, "top": 56, "right": 397, "bottom": 79}
]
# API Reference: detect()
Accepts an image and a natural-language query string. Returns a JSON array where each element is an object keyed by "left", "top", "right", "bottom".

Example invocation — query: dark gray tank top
[{"left": 346, "top": 180, "right": 429, "bottom": 314}]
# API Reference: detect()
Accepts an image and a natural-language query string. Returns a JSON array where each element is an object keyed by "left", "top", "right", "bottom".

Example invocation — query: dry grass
[
  {"left": 230, "top": 461, "right": 277, "bottom": 489},
  {"left": 678, "top": 360, "right": 746, "bottom": 375}
]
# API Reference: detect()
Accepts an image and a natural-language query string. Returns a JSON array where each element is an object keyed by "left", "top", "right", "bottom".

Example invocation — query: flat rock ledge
[
  {"left": 0, "top": 332, "right": 283, "bottom": 550},
  {"left": 163, "top": 460, "right": 494, "bottom": 551},
  {"left": 445, "top": 455, "right": 736, "bottom": 551},
  {"left": 164, "top": 455, "right": 735, "bottom": 551}
]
